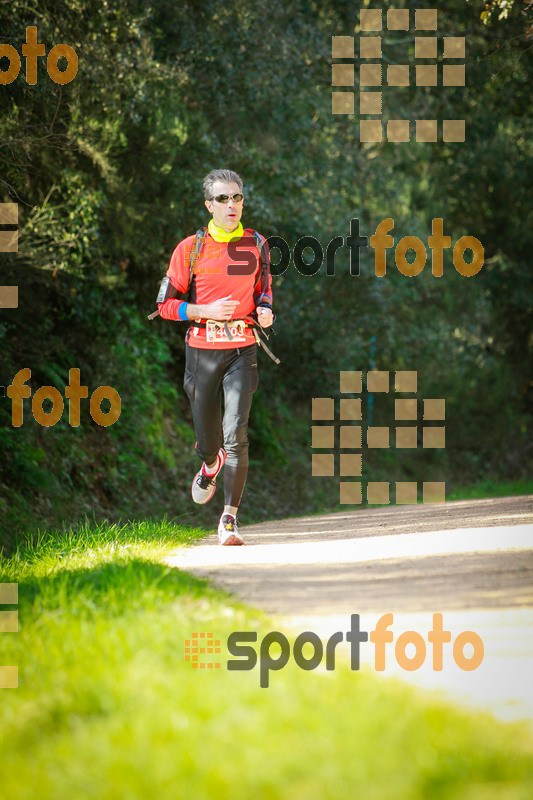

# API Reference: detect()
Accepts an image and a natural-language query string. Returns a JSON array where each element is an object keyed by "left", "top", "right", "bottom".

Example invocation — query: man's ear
[{"left": 204, "top": 199, "right": 213, "bottom": 214}]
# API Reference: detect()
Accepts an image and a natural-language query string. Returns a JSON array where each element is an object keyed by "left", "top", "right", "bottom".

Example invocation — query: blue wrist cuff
[{"left": 178, "top": 302, "right": 189, "bottom": 321}]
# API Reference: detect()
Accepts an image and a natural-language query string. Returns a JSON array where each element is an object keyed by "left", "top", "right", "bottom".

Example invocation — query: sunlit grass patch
[{"left": 1, "top": 520, "right": 532, "bottom": 799}]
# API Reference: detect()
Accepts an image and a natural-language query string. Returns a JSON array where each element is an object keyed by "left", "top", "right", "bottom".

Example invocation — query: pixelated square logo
[
  {"left": 312, "top": 370, "right": 446, "bottom": 505},
  {"left": 0, "top": 582, "right": 18, "bottom": 689},
  {"left": 332, "top": 8, "right": 466, "bottom": 143},
  {"left": 184, "top": 631, "right": 222, "bottom": 670},
  {"left": 0, "top": 202, "right": 19, "bottom": 310}
]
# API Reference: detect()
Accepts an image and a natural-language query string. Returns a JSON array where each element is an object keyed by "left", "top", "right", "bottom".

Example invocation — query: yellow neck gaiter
[{"left": 208, "top": 219, "right": 244, "bottom": 242}]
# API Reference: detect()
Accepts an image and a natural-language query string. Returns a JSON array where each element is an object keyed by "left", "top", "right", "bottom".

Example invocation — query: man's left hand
[{"left": 256, "top": 307, "right": 273, "bottom": 328}]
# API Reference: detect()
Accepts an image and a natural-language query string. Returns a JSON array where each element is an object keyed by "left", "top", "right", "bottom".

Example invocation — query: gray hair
[{"left": 203, "top": 169, "right": 243, "bottom": 200}]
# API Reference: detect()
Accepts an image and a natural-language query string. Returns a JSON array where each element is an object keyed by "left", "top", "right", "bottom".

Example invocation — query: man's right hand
[
  {"left": 206, "top": 295, "right": 240, "bottom": 320},
  {"left": 187, "top": 295, "right": 240, "bottom": 321}
]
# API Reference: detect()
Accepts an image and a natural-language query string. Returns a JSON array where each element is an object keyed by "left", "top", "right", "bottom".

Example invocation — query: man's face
[{"left": 204, "top": 181, "right": 244, "bottom": 232}]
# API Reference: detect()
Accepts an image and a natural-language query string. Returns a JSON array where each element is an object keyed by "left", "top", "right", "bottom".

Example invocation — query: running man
[{"left": 157, "top": 169, "right": 274, "bottom": 545}]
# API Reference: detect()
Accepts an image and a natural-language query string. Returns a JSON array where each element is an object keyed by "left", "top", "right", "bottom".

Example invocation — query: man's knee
[
  {"left": 224, "top": 439, "right": 248, "bottom": 464},
  {"left": 224, "top": 419, "right": 249, "bottom": 464},
  {"left": 195, "top": 439, "right": 221, "bottom": 465}
]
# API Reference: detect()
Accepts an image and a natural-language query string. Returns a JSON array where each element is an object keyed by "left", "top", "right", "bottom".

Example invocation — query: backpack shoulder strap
[
  {"left": 245, "top": 229, "right": 270, "bottom": 307},
  {"left": 148, "top": 228, "right": 208, "bottom": 320},
  {"left": 243, "top": 228, "right": 269, "bottom": 269},
  {"left": 188, "top": 228, "right": 208, "bottom": 287}
]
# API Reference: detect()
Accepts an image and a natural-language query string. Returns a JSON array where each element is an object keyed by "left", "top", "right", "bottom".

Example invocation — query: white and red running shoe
[
  {"left": 191, "top": 448, "right": 226, "bottom": 505},
  {"left": 218, "top": 514, "right": 244, "bottom": 546}
]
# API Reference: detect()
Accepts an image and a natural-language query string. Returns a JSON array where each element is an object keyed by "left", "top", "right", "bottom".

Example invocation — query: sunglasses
[{"left": 211, "top": 193, "right": 244, "bottom": 204}]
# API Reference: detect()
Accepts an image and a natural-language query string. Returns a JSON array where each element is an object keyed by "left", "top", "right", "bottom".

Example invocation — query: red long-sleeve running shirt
[{"left": 158, "top": 229, "right": 272, "bottom": 350}]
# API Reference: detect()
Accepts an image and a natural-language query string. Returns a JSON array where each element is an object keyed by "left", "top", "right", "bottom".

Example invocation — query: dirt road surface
[{"left": 166, "top": 496, "right": 533, "bottom": 723}]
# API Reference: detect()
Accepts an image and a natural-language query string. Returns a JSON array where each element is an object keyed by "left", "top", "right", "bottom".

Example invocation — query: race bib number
[{"left": 206, "top": 320, "right": 247, "bottom": 343}]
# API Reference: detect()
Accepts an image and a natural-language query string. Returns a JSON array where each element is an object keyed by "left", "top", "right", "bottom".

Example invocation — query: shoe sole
[{"left": 219, "top": 534, "right": 244, "bottom": 546}]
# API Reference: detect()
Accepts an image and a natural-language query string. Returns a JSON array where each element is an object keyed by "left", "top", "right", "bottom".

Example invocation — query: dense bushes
[{"left": 0, "top": 0, "right": 532, "bottom": 546}]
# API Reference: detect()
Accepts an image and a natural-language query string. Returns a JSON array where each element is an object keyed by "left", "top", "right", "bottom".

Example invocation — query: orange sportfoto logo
[
  {"left": 7, "top": 369, "right": 121, "bottom": 427},
  {"left": 0, "top": 27, "right": 78, "bottom": 85}
]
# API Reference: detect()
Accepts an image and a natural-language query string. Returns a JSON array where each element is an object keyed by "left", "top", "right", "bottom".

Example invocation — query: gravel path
[{"left": 166, "top": 495, "right": 533, "bottom": 722}]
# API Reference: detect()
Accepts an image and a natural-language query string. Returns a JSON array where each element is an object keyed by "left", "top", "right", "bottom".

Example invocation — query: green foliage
[{"left": 0, "top": 0, "right": 532, "bottom": 543}]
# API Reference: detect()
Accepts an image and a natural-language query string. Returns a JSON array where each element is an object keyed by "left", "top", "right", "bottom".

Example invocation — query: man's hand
[
  {"left": 189, "top": 295, "right": 240, "bottom": 321},
  {"left": 256, "top": 306, "right": 273, "bottom": 328}
]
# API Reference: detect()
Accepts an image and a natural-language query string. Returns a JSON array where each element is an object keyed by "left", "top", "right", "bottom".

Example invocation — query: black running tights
[{"left": 183, "top": 342, "right": 259, "bottom": 508}]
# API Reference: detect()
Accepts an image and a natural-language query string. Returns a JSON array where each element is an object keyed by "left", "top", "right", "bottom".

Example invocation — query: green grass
[
  {"left": 1, "top": 520, "right": 533, "bottom": 800},
  {"left": 447, "top": 479, "right": 533, "bottom": 502}
]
